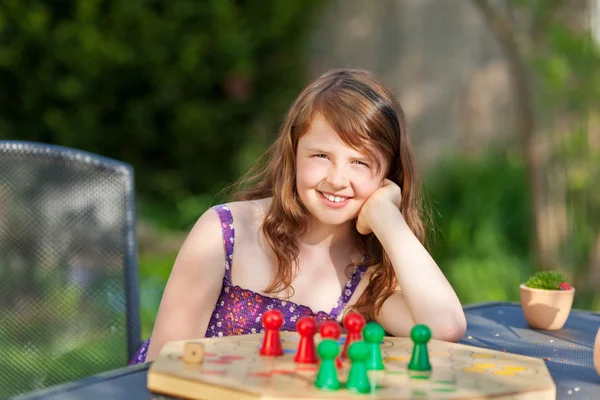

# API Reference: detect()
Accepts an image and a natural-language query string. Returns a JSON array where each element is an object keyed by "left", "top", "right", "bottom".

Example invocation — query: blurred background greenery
[{"left": 0, "top": 0, "right": 599, "bottom": 395}]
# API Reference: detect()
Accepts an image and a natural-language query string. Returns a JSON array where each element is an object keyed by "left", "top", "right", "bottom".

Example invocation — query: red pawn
[
  {"left": 320, "top": 320, "right": 343, "bottom": 368},
  {"left": 341, "top": 312, "right": 366, "bottom": 359},
  {"left": 294, "top": 317, "right": 317, "bottom": 364},
  {"left": 260, "top": 310, "right": 284, "bottom": 356}
]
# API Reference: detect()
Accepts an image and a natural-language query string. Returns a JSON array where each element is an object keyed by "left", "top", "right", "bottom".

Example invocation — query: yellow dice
[{"left": 183, "top": 342, "right": 205, "bottom": 364}]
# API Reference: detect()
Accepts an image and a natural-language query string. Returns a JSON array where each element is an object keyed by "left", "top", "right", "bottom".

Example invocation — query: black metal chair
[{"left": 0, "top": 141, "right": 141, "bottom": 398}]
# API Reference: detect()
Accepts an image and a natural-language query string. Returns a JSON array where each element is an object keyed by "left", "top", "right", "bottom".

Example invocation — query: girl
[{"left": 131, "top": 68, "right": 466, "bottom": 364}]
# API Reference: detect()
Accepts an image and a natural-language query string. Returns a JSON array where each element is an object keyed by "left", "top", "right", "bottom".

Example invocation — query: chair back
[{"left": 0, "top": 141, "right": 141, "bottom": 398}]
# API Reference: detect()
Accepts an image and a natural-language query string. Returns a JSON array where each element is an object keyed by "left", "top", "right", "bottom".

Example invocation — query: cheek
[
  {"left": 352, "top": 171, "right": 382, "bottom": 199},
  {"left": 355, "top": 183, "right": 380, "bottom": 200},
  {"left": 296, "top": 159, "right": 325, "bottom": 188}
]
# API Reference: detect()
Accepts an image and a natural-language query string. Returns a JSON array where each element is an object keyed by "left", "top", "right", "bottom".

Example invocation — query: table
[
  {"left": 14, "top": 302, "right": 600, "bottom": 400},
  {"left": 461, "top": 302, "right": 599, "bottom": 399}
]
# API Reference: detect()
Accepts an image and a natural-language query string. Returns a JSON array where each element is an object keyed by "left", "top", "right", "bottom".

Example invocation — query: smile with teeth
[{"left": 320, "top": 192, "right": 348, "bottom": 203}]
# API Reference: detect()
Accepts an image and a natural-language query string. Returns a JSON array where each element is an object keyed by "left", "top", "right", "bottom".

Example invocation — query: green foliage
[
  {"left": 139, "top": 253, "right": 177, "bottom": 338},
  {"left": 443, "top": 255, "right": 531, "bottom": 304},
  {"left": 426, "top": 150, "right": 531, "bottom": 261},
  {"left": 531, "top": 21, "right": 600, "bottom": 111},
  {"left": 425, "top": 150, "right": 535, "bottom": 304},
  {"left": 0, "top": 2, "right": 326, "bottom": 395},
  {"left": 524, "top": 271, "right": 567, "bottom": 290},
  {"left": 424, "top": 149, "right": 594, "bottom": 309},
  {"left": 0, "top": 0, "right": 324, "bottom": 230},
  {"left": 521, "top": 1, "right": 600, "bottom": 304}
]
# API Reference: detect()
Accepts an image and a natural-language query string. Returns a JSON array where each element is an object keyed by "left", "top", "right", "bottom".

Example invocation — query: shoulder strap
[
  {"left": 212, "top": 204, "right": 234, "bottom": 284},
  {"left": 329, "top": 264, "right": 369, "bottom": 319}
]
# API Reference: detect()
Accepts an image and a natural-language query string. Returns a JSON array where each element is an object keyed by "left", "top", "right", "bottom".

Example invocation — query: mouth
[{"left": 318, "top": 191, "right": 351, "bottom": 207}]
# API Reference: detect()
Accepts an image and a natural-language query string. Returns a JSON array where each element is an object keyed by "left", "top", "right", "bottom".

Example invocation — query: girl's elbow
[{"left": 434, "top": 314, "right": 467, "bottom": 343}]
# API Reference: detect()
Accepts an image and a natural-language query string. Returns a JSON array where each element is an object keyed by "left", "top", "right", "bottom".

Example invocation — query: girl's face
[{"left": 295, "top": 113, "right": 389, "bottom": 228}]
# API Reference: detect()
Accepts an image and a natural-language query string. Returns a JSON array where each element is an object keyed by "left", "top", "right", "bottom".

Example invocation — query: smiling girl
[{"left": 131, "top": 68, "right": 466, "bottom": 364}]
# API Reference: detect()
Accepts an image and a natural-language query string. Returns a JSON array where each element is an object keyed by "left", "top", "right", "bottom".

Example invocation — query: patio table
[{"left": 14, "top": 302, "right": 600, "bottom": 400}]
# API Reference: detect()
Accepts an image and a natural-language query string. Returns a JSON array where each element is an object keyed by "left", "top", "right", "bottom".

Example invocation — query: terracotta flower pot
[
  {"left": 519, "top": 284, "right": 575, "bottom": 330},
  {"left": 594, "top": 327, "right": 600, "bottom": 375}
]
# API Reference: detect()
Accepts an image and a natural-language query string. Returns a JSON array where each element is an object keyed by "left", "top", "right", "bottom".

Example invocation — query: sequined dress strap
[
  {"left": 212, "top": 204, "right": 234, "bottom": 285},
  {"left": 328, "top": 264, "right": 368, "bottom": 319}
]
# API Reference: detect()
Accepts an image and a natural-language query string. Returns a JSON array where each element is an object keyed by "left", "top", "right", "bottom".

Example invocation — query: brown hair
[{"left": 229, "top": 68, "right": 430, "bottom": 321}]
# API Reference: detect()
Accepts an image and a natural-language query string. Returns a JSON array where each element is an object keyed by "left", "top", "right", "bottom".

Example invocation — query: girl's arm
[
  {"left": 145, "top": 209, "right": 226, "bottom": 361},
  {"left": 357, "top": 180, "right": 467, "bottom": 342}
]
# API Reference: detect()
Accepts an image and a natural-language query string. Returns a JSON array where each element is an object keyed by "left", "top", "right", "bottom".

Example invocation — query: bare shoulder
[
  {"left": 146, "top": 205, "right": 235, "bottom": 359},
  {"left": 154, "top": 207, "right": 230, "bottom": 298},
  {"left": 220, "top": 198, "right": 272, "bottom": 234},
  {"left": 177, "top": 206, "right": 225, "bottom": 260}
]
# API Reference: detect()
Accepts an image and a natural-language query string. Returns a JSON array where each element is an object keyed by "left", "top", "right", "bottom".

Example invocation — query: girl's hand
[{"left": 356, "top": 179, "right": 402, "bottom": 235}]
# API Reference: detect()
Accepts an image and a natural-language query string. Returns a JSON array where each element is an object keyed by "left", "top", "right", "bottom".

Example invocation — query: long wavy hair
[{"left": 229, "top": 68, "right": 430, "bottom": 321}]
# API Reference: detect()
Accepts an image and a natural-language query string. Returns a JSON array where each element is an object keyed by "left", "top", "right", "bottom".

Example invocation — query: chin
[
  {"left": 307, "top": 206, "right": 359, "bottom": 227},
  {"left": 313, "top": 214, "right": 352, "bottom": 227}
]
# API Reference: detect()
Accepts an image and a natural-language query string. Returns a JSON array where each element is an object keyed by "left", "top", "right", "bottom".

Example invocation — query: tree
[
  {"left": 472, "top": 0, "right": 600, "bottom": 308},
  {"left": 0, "top": 0, "right": 324, "bottom": 229}
]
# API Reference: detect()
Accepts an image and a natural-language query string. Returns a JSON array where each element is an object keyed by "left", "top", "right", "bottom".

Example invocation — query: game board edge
[
  {"left": 147, "top": 368, "right": 261, "bottom": 400},
  {"left": 147, "top": 368, "right": 556, "bottom": 400}
]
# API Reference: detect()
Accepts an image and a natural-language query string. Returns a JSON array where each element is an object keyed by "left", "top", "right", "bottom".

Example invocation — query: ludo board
[{"left": 147, "top": 332, "right": 555, "bottom": 399}]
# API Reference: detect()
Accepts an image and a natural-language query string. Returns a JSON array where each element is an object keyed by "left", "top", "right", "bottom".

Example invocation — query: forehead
[
  {"left": 298, "top": 114, "right": 346, "bottom": 147},
  {"left": 298, "top": 113, "right": 384, "bottom": 161}
]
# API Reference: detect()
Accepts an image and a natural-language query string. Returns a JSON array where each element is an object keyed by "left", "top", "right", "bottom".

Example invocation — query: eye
[
  {"left": 354, "top": 160, "right": 370, "bottom": 167},
  {"left": 313, "top": 154, "right": 329, "bottom": 159}
]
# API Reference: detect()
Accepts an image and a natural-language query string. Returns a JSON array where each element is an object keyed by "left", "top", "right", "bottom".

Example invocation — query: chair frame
[{"left": 0, "top": 140, "right": 142, "bottom": 362}]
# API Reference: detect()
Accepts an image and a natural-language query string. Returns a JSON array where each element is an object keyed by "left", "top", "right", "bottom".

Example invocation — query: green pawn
[
  {"left": 408, "top": 324, "right": 432, "bottom": 371},
  {"left": 363, "top": 322, "right": 385, "bottom": 371},
  {"left": 315, "top": 339, "right": 341, "bottom": 391},
  {"left": 345, "top": 341, "right": 371, "bottom": 394}
]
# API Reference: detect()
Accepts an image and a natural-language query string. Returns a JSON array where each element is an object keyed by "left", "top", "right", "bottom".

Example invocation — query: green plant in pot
[{"left": 520, "top": 271, "right": 575, "bottom": 330}]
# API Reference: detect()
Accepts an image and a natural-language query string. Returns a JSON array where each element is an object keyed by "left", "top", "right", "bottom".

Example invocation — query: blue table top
[
  {"left": 461, "top": 302, "right": 600, "bottom": 399},
  {"left": 14, "top": 302, "right": 600, "bottom": 400}
]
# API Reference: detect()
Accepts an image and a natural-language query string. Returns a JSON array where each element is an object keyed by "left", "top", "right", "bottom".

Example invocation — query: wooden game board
[{"left": 147, "top": 332, "right": 556, "bottom": 399}]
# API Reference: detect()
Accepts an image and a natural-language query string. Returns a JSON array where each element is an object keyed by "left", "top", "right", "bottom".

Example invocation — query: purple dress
[{"left": 129, "top": 204, "right": 368, "bottom": 365}]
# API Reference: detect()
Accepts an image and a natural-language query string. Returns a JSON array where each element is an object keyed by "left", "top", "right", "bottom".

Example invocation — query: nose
[{"left": 325, "top": 164, "right": 349, "bottom": 189}]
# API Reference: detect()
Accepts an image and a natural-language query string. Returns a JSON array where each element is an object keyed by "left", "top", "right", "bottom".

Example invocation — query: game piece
[
  {"left": 363, "top": 322, "right": 385, "bottom": 371},
  {"left": 345, "top": 341, "right": 371, "bottom": 394},
  {"left": 294, "top": 316, "right": 317, "bottom": 364},
  {"left": 259, "top": 309, "right": 284, "bottom": 356},
  {"left": 314, "top": 339, "right": 341, "bottom": 391},
  {"left": 183, "top": 342, "right": 205, "bottom": 364},
  {"left": 319, "top": 320, "right": 342, "bottom": 367},
  {"left": 341, "top": 311, "right": 366, "bottom": 358},
  {"left": 148, "top": 331, "right": 556, "bottom": 399},
  {"left": 320, "top": 319, "right": 342, "bottom": 339},
  {"left": 408, "top": 324, "right": 432, "bottom": 371}
]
